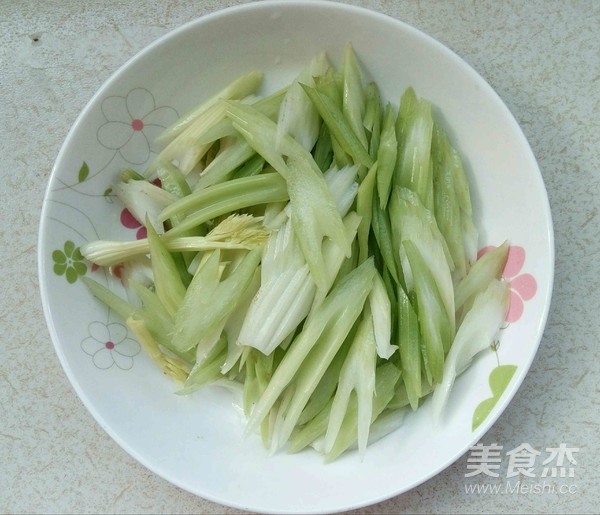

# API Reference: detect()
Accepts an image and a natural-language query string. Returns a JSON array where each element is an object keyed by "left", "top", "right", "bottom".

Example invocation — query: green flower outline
[{"left": 52, "top": 240, "right": 87, "bottom": 284}]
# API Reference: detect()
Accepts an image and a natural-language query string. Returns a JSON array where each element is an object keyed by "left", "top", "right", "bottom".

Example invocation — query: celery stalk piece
[
  {"left": 403, "top": 240, "right": 453, "bottom": 384},
  {"left": 394, "top": 87, "right": 434, "bottom": 210},
  {"left": 194, "top": 138, "right": 255, "bottom": 190},
  {"left": 287, "top": 362, "right": 400, "bottom": 461},
  {"left": 81, "top": 236, "right": 256, "bottom": 268},
  {"left": 82, "top": 276, "right": 137, "bottom": 321},
  {"left": 155, "top": 70, "right": 263, "bottom": 146},
  {"left": 276, "top": 51, "right": 331, "bottom": 152},
  {"left": 376, "top": 103, "right": 398, "bottom": 209},
  {"left": 371, "top": 191, "right": 401, "bottom": 285},
  {"left": 362, "top": 82, "right": 382, "bottom": 151},
  {"left": 127, "top": 317, "right": 190, "bottom": 384},
  {"left": 150, "top": 100, "right": 232, "bottom": 176},
  {"left": 341, "top": 43, "right": 368, "bottom": 149},
  {"left": 300, "top": 84, "right": 373, "bottom": 168},
  {"left": 159, "top": 173, "right": 289, "bottom": 236},
  {"left": 220, "top": 268, "right": 261, "bottom": 374},
  {"left": 172, "top": 248, "right": 262, "bottom": 353},
  {"left": 112, "top": 179, "right": 177, "bottom": 235},
  {"left": 369, "top": 272, "right": 396, "bottom": 359},
  {"left": 357, "top": 161, "right": 377, "bottom": 264},
  {"left": 323, "top": 164, "right": 360, "bottom": 217},
  {"left": 244, "top": 258, "right": 376, "bottom": 438},
  {"left": 324, "top": 313, "right": 376, "bottom": 457},
  {"left": 146, "top": 219, "right": 186, "bottom": 318},
  {"left": 296, "top": 335, "right": 351, "bottom": 426},
  {"left": 233, "top": 153, "right": 266, "bottom": 179},
  {"left": 390, "top": 187, "right": 455, "bottom": 332},
  {"left": 397, "top": 283, "right": 422, "bottom": 410},
  {"left": 226, "top": 101, "right": 351, "bottom": 291},
  {"left": 271, "top": 269, "right": 375, "bottom": 451},
  {"left": 454, "top": 241, "right": 509, "bottom": 312},
  {"left": 128, "top": 281, "right": 195, "bottom": 364},
  {"left": 312, "top": 122, "right": 333, "bottom": 171},
  {"left": 431, "top": 279, "right": 510, "bottom": 423},
  {"left": 178, "top": 335, "right": 228, "bottom": 395},
  {"left": 323, "top": 362, "right": 400, "bottom": 461},
  {"left": 155, "top": 161, "right": 192, "bottom": 198}
]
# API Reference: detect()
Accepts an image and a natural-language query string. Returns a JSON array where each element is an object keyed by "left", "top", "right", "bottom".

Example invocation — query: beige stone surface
[{"left": 1, "top": 1, "right": 598, "bottom": 513}]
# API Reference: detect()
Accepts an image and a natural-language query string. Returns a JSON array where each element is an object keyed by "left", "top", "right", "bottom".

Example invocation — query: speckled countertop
[{"left": 1, "top": 1, "right": 598, "bottom": 513}]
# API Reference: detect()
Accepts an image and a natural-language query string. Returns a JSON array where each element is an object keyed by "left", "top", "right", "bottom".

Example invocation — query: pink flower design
[
  {"left": 120, "top": 208, "right": 147, "bottom": 239},
  {"left": 477, "top": 245, "right": 537, "bottom": 323},
  {"left": 97, "top": 88, "right": 178, "bottom": 165},
  {"left": 81, "top": 321, "right": 141, "bottom": 370}
]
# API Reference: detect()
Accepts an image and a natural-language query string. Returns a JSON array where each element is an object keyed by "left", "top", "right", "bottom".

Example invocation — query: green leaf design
[
  {"left": 78, "top": 161, "right": 90, "bottom": 183},
  {"left": 472, "top": 364, "right": 517, "bottom": 431}
]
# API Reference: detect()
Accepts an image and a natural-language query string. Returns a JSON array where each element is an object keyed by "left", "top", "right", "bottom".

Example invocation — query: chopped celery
[
  {"left": 300, "top": 84, "right": 373, "bottom": 168},
  {"left": 376, "top": 103, "right": 398, "bottom": 209},
  {"left": 431, "top": 279, "right": 510, "bottom": 422},
  {"left": 79, "top": 49, "right": 512, "bottom": 461},
  {"left": 244, "top": 258, "right": 376, "bottom": 438},
  {"left": 324, "top": 313, "right": 377, "bottom": 457},
  {"left": 156, "top": 70, "right": 263, "bottom": 146}
]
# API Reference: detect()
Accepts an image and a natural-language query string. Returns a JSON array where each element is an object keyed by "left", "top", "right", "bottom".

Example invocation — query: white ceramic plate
[{"left": 39, "top": 1, "right": 554, "bottom": 513}]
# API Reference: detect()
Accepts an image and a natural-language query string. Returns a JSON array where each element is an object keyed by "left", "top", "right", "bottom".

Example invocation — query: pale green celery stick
[
  {"left": 272, "top": 273, "right": 374, "bottom": 451},
  {"left": 312, "top": 122, "right": 333, "bottom": 172},
  {"left": 388, "top": 377, "right": 433, "bottom": 410},
  {"left": 389, "top": 187, "right": 455, "bottom": 330},
  {"left": 323, "top": 164, "right": 360, "bottom": 217},
  {"left": 146, "top": 218, "right": 186, "bottom": 318},
  {"left": 432, "top": 124, "right": 465, "bottom": 278},
  {"left": 297, "top": 332, "right": 352, "bottom": 426},
  {"left": 177, "top": 335, "right": 228, "bottom": 395},
  {"left": 195, "top": 138, "right": 255, "bottom": 190},
  {"left": 300, "top": 84, "right": 373, "bottom": 168},
  {"left": 277, "top": 51, "right": 331, "bottom": 152},
  {"left": 81, "top": 215, "right": 266, "bottom": 267},
  {"left": 403, "top": 240, "right": 453, "bottom": 384},
  {"left": 394, "top": 87, "right": 434, "bottom": 211},
  {"left": 160, "top": 174, "right": 289, "bottom": 236},
  {"left": 150, "top": 101, "right": 231, "bottom": 176},
  {"left": 129, "top": 281, "right": 195, "bottom": 364},
  {"left": 376, "top": 103, "right": 398, "bottom": 209},
  {"left": 412, "top": 289, "right": 433, "bottom": 387},
  {"left": 356, "top": 161, "right": 377, "bottom": 264},
  {"left": 371, "top": 191, "right": 401, "bottom": 285},
  {"left": 314, "top": 71, "right": 352, "bottom": 167},
  {"left": 397, "top": 283, "right": 422, "bottom": 410},
  {"left": 244, "top": 258, "right": 376, "bottom": 438},
  {"left": 113, "top": 178, "right": 177, "bottom": 236},
  {"left": 82, "top": 277, "right": 137, "bottom": 321},
  {"left": 80, "top": 237, "right": 246, "bottom": 268},
  {"left": 194, "top": 86, "right": 289, "bottom": 147},
  {"left": 156, "top": 70, "right": 263, "bottom": 146},
  {"left": 221, "top": 268, "right": 261, "bottom": 374},
  {"left": 369, "top": 273, "right": 396, "bottom": 359},
  {"left": 324, "top": 312, "right": 376, "bottom": 457},
  {"left": 362, "top": 82, "right": 382, "bottom": 142},
  {"left": 341, "top": 43, "right": 368, "bottom": 149},
  {"left": 172, "top": 248, "right": 262, "bottom": 352},
  {"left": 324, "top": 362, "right": 400, "bottom": 461},
  {"left": 432, "top": 279, "right": 510, "bottom": 423},
  {"left": 286, "top": 155, "right": 351, "bottom": 292},
  {"left": 127, "top": 317, "right": 190, "bottom": 383},
  {"left": 454, "top": 241, "right": 509, "bottom": 313},
  {"left": 226, "top": 101, "right": 350, "bottom": 291},
  {"left": 120, "top": 168, "right": 145, "bottom": 182},
  {"left": 233, "top": 153, "right": 265, "bottom": 179},
  {"left": 156, "top": 161, "right": 192, "bottom": 198}
]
